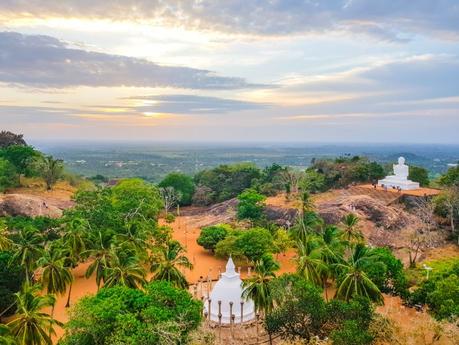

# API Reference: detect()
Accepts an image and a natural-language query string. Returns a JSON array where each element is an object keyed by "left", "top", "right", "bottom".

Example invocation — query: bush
[
  {"left": 165, "top": 213, "right": 176, "bottom": 223},
  {"left": 409, "top": 165, "right": 430, "bottom": 187},
  {"left": 235, "top": 227, "right": 274, "bottom": 262},
  {"left": 196, "top": 224, "right": 230, "bottom": 251},
  {"left": 330, "top": 320, "right": 374, "bottom": 345}
]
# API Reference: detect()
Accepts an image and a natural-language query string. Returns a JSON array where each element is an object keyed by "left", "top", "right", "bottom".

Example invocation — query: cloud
[
  {"left": 127, "top": 94, "right": 267, "bottom": 114},
  {"left": 0, "top": 31, "right": 259, "bottom": 89},
  {"left": 1, "top": 1, "right": 458, "bottom": 41}
]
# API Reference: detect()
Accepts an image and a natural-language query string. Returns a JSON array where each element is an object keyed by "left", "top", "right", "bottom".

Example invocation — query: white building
[{"left": 204, "top": 257, "right": 255, "bottom": 324}]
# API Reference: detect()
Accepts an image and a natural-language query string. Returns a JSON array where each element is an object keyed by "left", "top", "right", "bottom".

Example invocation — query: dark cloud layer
[
  {"left": 129, "top": 94, "right": 267, "bottom": 114},
  {"left": 1, "top": 1, "right": 458, "bottom": 41},
  {"left": 0, "top": 32, "right": 257, "bottom": 89}
]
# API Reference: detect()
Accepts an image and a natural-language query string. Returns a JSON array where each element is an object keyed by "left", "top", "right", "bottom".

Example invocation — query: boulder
[{"left": 0, "top": 194, "right": 73, "bottom": 218}]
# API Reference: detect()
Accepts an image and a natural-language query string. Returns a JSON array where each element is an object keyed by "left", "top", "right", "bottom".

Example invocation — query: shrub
[{"left": 196, "top": 224, "right": 230, "bottom": 251}]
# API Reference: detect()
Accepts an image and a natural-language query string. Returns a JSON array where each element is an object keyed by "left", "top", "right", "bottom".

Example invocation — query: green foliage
[
  {"left": 309, "top": 157, "right": 385, "bottom": 190},
  {"left": 165, "top": 213, "right": 176, "bottom": 223},
  {"left": 193, "top": 163, "right": 261, "bottom": 203},
  {"left": 408, "top": 165, "right": 430, "bottom": 187},
  {"left": 235, "top": 227, "right": 274, "bottom": 262},
  {"left": 214, "top": 233, "right": 244, "bottom": 261},
  {"left": 0, "top": 158, "right": 17, "bottom": 192},
  {"left": 439, "top": 166, "right": 459, "bottom": 186},
  {"left": 329, "top": 320, "right": 374, "bottom": 345},
  {"left": 159, "top": 172, "right": 195, "bottom": 205},
  {"left": 60, "top": 281, "right": 202, "bottom": 345},
  {"left": 7, "top": 284, "right": 61, "bottom": 345},
  {"left": 408, "top": 259, "right": 459, "bottom": 320},
  {"left": 0, "top": 251, "right": 25, "bottom": 317},
  {"left": 362, "top": 247, "right": 408, "bottom": 297},
  {"left": 38, "top": 155, "right": 64, "bottom": 190},
  {"left": 0, "top": 145, "right": 40, "bottom": 179},
  {"left": 236, "top": 188, "right": 266, "bottom": 221},
  {"left": 196, "top": 224, "right": 229, "bottom": 251},
  {"left": 300, "top": 169, "right": 326, "bottom": 193},
  {"left": 266, "top": 275, "right": 375, "bottom": 344}
]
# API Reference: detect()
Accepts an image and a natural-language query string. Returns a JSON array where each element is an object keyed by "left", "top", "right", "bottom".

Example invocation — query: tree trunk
[
  {"left": 49, "top": 304, "right": 55, "bottom": 338},
  {"left": 65, "top": 282, "right": 73, "bottom": 308}
]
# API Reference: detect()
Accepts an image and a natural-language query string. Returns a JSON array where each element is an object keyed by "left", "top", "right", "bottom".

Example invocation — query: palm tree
[
  {"left": 37, "top": 245, "right": 73, "bottom": 311},
  {"left": 62, "top": 218, "right": 88, "bottom": 262},
  {"left": 292, "top": 211, "right": 323, "bottom": 243},
  {"left": 40, "top": 155, "right": 64, "bottom": 190},
  {"left": 334, "top": 243, "right": 383, "bottom": 304},
  {"left": 0, "top": 220, "right": 12, "bottom": 251},
  {"left": 84, "top": 230, "right": 113, "bottom": 291},
  {"left": 319, "top": 225, "right": 343, "bottom": 300},
  {"left": 150, "top": 240, "right": 192, "bottom": 289},
  {"left": 340, "top": 213, "right": 364, "bottom": 245},
  {"left": 114, "top": 222, "right": 149, "bottom": 259},
  {"left": 0, "top": 324, "right": 16, "bottom": 345},
  {"left": 7, "top": 284, "right": 62, "bottom": 345},
  {"left": 11, "top": 227, "right": 44, "bottom": 283},
  {"left": 242, "top": 255, "right": 279, "bottom": 315},
  {"left": 104, "top": 247, "right": 146, "bottom": 289},
  {"left": 295, "top": 236, "right": 327, "bottom": 287}
]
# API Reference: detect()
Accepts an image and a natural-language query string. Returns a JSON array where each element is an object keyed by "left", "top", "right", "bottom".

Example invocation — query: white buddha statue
[{"left": 378, "top": 156, "right": 420, "bottom": 190}]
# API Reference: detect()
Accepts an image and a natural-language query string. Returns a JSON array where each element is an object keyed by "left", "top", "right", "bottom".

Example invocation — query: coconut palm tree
[
  {"left": 295, "top": 236, "right": 326, "bottom": 287},
  {"left": 0, "top": 324, "right": 16, "bottom": 345},
  {"left": 150, "top": 240, "right": 192, "bottom": 289},
  {"left": 37, "top": 245, "right": 73, "bottom": 311},
  {"left": 7, "top": 284, "right": 62, "bottom": 345},
  {"left": 114, "top": 222, "right": 150, "bottom": 259},
  {"left": 334, "top": 243, "right": 383, "bottom": 304},
  {"left": 84, "top": 230, "right": 114, "bottom": 291},
  {"left": 0, "top": 220, "right": 12, "bottom": 251},
  {"left": 62, "top": 218, "right": 88, "bottom": 262},
  {"left": 104, "top": 248, "right": 146, "bottom": 289},
  {"left": 11, "top": 227, "right": 44, "bottom": 283},
  {"left": 242, "top": 255, "right": 279, "bottom": 315},
  {"left": 340, "top": 213, "right": 364, "bottom": 245},
  {"left": 319, "top": 225, "right": 343, "bottom": 300},
  {"left": 292, "top": 211, "right": 323, "bottom": 243}
]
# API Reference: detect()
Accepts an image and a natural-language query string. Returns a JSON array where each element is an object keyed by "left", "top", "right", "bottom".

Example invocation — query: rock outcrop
[{"left": 0, "top": 194, "right": 74, "bottom": 218}]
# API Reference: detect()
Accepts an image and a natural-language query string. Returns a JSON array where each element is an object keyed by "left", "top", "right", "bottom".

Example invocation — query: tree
[
  {"left": 439, "top": 166, "right": 459, "bottom": 187},
  {"left": 0, "top": 220, "right": 12, "bottom": 251},
  {"left": 191, "top": 185, "right": 214, "bottom": 206},
  {"left": 0, "top": 251, "right": 25, "bottom": 318},
  {"left": 159, "top": 172, "right": 195, "bottom": 206},
  {"left": 159, "top": 186, "right": 181, "bottom": 216},
  {"left": 409, "top": 165, "right": 430, "bottom": 187},
  {"left": 0, "top": 145, "right": 39, "bottom": 184},
  {"left": 235, "top": 227, "right": 274, "bottom": 262},
  {"left": 242, "top": 255, "right": 279, "bottom": 316},
  {"left": 214, "top": 233, "right": 245, "bottom": 262},
  {"left": 340, "top": 213, "right": 364, "bottom": 245},
  {"left": 292, "top": 211, "right": 323, "bottom": 243},
  {"left": 39, "top": 155, "right": 64, "bottom": 190},
  {"left": 0, "top": 131, "right": 27, "bottom": 148},
  {"left": 434, "top": 186, "right": 459, "bottom": 243},
  {"left": 0, "top": 158, "right": 17, "bottom": 192},
  {"left": 265, "top": 275, "right": 326, "bottom": 342},
  {"left": 300, "top": 169, "right": 326, "bottom": 193},
  {"left": 11, "top": 227, "right": 44, "bottom": 283},
  {"left": 236, "top": 189, "right": 266, "bottom": 221},
  {"left": 104, "top": 248, "right": 146, "bottom": 289},
  {"left": 280, "top": 168, "right": 304, "bottom": 196},
  {"left": 335, "top": 244, "right": 383, "bottom": 304},
  {"left": 273, "top": 228, "right": 294, "bottom": 257},
  {"left": 196, "top": 224, "right": 229, "bottom": 252},
  {"left": 150, "top": 240, "right": 192, "bottom": 289},
  {"left": 295, "top": 237, "right": 326, "bottom": 287},
  {"left": 84, "top": 230, "right": 114, "bottom": 291},
  {"left": 60, "top": 281, "right": 202, "bottom": 345},
  {"left": 7, "top": 284, "right": 62, "bottom": 345}
]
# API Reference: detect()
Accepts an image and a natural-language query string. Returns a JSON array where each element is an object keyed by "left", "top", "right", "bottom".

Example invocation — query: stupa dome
[{"left": 204, "top": 257, "right": 255, "bottom": 324}]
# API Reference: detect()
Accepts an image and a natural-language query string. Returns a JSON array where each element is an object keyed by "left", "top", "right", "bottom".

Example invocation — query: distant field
[{"left": 34, "top": 142, "right": 459, "bottom": 183}]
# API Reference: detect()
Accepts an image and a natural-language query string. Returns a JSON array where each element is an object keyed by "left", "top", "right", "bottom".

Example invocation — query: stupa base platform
[{"left": 377, "top": 177, "right": 420, "bottom": 190}]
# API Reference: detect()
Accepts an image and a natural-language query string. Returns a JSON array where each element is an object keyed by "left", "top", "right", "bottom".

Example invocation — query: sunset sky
[{"left": 1, "top": 1, "right": 458, "bottom": 143}]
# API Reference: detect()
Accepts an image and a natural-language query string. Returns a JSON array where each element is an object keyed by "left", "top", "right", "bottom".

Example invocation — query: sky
[{"left": 1, "top": 1, "right": 459, "bottom": 143}]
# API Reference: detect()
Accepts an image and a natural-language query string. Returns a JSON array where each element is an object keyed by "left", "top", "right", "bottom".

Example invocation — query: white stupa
[
  {"left": 204, "top": 257, "right": 255, "bottom": 324},
  {"left": 378, "top": 156, "right": 420, "bottom": 190}
]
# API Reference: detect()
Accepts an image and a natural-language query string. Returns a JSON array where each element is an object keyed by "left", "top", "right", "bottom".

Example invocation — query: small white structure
[
  {"left": 204, "top": 257, "right": 255, "bottom": 324},
  {"left": 378, "top": 156, "right": 420, "bottom": 190}
]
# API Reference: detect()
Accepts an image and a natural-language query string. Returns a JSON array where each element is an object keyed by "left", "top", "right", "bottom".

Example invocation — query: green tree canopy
[
  {"left": 159, "top": 172, "right": 195, "bottom": 206},
  {"left": 235, "top": 227, "right": 274, "bottom": 262},
  {"left": 439, "top": 166, "right": 459, "bottom": 187},
  {"left": 0, "top": 158, "right": 17, "bottom": 192},
  {"left": 408, "top": 165, "right": 430, "bottom": 187},
  {"left": 60, "top": 281, "right": 202, "bottom": 345},
  {"left": 236, "top": 189, "right": 266, "bottom": 221},
  {"left": 0, "top": 251, "right": 25, "bottom": 317},
  {"left": 196, "top": 224, "right": 230, "bottom": 251}
]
